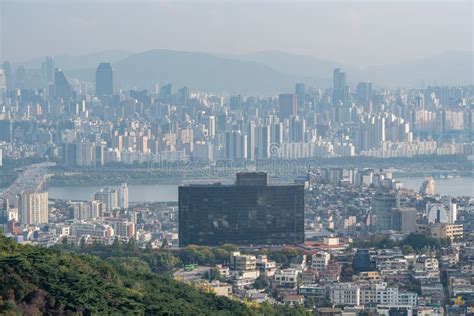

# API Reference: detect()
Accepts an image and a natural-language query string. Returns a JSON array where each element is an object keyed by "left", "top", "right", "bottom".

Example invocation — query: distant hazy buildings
[
  {"left": 95, "top": 63, "right": 113, "bottom": 97},
  {"left": 279, "top": 94, "right": 297, "bottom": 120},
  {"left": 94, "top": 183, "right": 129, "bottom": 212},
  {"left": 295, "top": 83, "right": 305, "bottom": 108},
  {"left": 356, "top": 81, "right": 372, "bottom": 111},
  {"left": 178, "top": 172, "right": 304, "bottom": 246},
  {"left": 42, "top": 56, "right": 55, "bottom": 85},
  {"left": 54, "top": 68, "right": 71, "bottom": 100},
  {"left": 0, "top": 69, "right": 6, "bottom": 105},
  {"left": 0, "top": 119, "right": 13, "bottom": 142},
  {"left": 333, "top": 68, "right": 348, "bottom": 106}
]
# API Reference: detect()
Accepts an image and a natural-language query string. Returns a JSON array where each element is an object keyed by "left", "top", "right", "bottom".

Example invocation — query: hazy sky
[{"left": 1, "top": 0, "right": 472, "bottom": 66}]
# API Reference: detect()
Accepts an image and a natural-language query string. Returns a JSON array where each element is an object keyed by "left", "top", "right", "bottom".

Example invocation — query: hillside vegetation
[{"left": 0, "top": 236, "right": 307, "bottom": 315}]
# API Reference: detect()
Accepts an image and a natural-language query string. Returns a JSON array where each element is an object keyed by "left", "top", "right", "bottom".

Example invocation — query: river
[
  {"left": 46, "top": 176, "right": 473, "bottom": 202},
  {"left": 47, "top": 184, "right": 179, "bottom": 202},
  {"left": 400, "top": 176, "right": 473, "bottom": 197}
]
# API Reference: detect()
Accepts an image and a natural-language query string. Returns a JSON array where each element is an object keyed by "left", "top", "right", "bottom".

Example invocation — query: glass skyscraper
[{"left": 179, "top": 172, "right": 304, "bottom": 246}]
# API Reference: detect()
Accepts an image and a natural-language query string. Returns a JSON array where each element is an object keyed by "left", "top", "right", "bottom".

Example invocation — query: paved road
[{"left": 0, "top": 161, "right": 55, "bottom": 203}]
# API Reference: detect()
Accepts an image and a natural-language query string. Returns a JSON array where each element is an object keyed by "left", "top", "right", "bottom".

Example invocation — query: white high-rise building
[
  {"left": 118, "top": 183, "right": 129, "bottom": 209},
  {"left": 90, "top": 200, "right": 103, "bottom": 219},
  {"left": 94, "top": 188, "right": 118, "bottom": 212},
  {"left": 426, "top": 198, "right": 457, "bottom": 224},
  {"left": 19, "top": 191, "right": 48, "bottom": 225}
]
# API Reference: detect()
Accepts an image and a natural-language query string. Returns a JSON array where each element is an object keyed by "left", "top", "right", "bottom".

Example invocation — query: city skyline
[{"left": 0, "top": 1, "right": 473, "bottom": 314}]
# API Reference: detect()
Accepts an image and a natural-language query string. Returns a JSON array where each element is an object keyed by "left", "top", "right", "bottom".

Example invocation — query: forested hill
[{"left": 0, "top": 236, "right": 305, "bottom": 315}]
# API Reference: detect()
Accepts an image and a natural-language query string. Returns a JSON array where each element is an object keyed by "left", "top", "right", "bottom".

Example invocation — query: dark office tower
[
  {"left": 54, "top": 68, "right": 71, "bottom": 100},
  {"left": 356, "top": 81, "right": 372, "bottom": 108},
  {"left": 0, "top": 120, "right": 13, "bottom": 142},
  {"left": 295, "top": 83, "right": 305, "bottom": 108},
  {"left": 95, "top": 63, "right": 113, "bottom": 97},
  {"left": 2, "top": 61, "right": 12, "bottom": 90},
  {"left": 159, "top": 83, "right": 172, "bottom": 99},
  {"left": 373, "top": 192, "right": 400, "bottom": 232},
  {"left": 229, "top": 95, "right": 243, "bottom": 110},
  {"left": 179, "top": 172, "right": 304, "bottom": 246},
  {"left": 178, "top": 86, "right": 189, "bottom": 107},
  {"left": 42, "top": 56, "right": 55, "bottom": 85},
  {"left": 279, "top": 94, "right": 297, "bottom": 120},
  {"left": 333, "top": 68, "right": 347, "bottom": 106}
]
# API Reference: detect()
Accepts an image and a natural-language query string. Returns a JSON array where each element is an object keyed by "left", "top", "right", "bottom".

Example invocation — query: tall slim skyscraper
[
  {"left": 95, "top": 63, "right": 113, "bottom": 97},
  {"left": 295, "top": 83, "right": 305, "bottom": 108},
  {"left": 356, "top": 81, "right": 372, "bottom": 109},
  {"left": 118, "top": 183, "right": 129, "bottom": 209},
  {"left": 178, "top": 86, "right": 189, "bottom": 107},
  {"left": 333, "top": 68, "right": 347, "bottom": 106},
  {"left": 42, "top": 56, "right": 55, "bottom": 85},
  {"left": 179, "top": 172, "right": 304, "bottom": 246}
]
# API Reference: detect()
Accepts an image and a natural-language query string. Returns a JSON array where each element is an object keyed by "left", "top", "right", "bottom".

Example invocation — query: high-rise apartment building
[
  {"left": 94, "top": 188, "right": 118, "bottom": 212},
  {"left": 178, "top": 172, "right": 304, "bottom": 246},
  {"left": 333, "top": 68, "right": 348, "bottom": 106},
  {"left": 118, "top": 183, "right": 129, "bottom": 209},
  {"left": 19, "top": 191, "right": 49, "bottom": 225}
]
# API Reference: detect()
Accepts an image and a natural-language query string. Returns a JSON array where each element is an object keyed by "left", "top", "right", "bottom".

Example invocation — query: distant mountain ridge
[{"left": 12, "top": 49, "right": 474, "bottom": 93}]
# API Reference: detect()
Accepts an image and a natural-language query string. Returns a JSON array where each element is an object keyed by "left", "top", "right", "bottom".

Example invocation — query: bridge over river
[{"left": 0, "top": 162, "right": 55, "bottom": 205}]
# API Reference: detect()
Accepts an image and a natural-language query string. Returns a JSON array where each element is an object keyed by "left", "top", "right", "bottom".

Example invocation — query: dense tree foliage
[
  {"left": 352, "top": 233, "right": 451, "bottom": 251},
  {"left": 0, "top": 236, "right": 309, "bottom": 315},
  {"left": 265, "top": 247, "right": 301, "bottom": 268}
]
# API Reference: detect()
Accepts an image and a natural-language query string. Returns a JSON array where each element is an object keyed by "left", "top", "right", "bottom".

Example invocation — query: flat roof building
[{"left": 178, "top": 172, "right": 304, "bottom": 246}]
